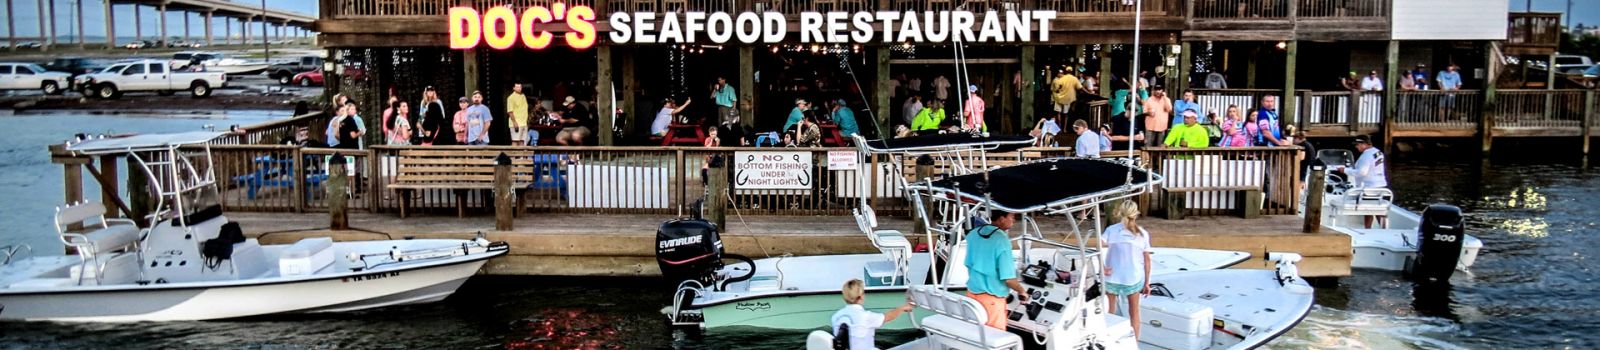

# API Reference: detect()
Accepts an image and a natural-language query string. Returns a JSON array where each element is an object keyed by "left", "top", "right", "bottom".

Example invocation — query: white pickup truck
[{"left": 75, "top": 59, "right": 227, "bottom": 99}]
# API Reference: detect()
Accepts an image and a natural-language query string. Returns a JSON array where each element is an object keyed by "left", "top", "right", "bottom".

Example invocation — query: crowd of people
[{"left": 294, "top": 85, "right": 601, "bottom": 149}]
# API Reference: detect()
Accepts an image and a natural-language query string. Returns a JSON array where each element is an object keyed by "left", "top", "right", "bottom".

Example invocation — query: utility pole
[{"left": 1567, "top": 0, "right": 1574, "bottom": 34}]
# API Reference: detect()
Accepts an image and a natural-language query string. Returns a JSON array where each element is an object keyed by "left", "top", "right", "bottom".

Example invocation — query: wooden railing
[
  {"left": 1506, "top": 12, "right": 1562, "bottom": 48},
  {"left": 1190, "top": 89, "right": 1297, "bottom": 123},
  {"left": 1191, "top": 0, "right": 1289, "bottom": 19},
  {"left": 1296, "top": 0, "right": 1385, "bottom": 18},
  {"left": 1494, "top": 90, "right": 1589, "bottom": 129},
  {"left": 1301, "top": 91, "right": 1379, "bottom": 129},
  {"left": 1391, "top": 90, "right": 1481, "bottom": 130},
  {"left": 1141, "top": 146, "right": 1301, "bottom": 216},
  {"left": 333, "top": 0, "right": 453, "bottom": 17},
  {"left": 1032, "top": 0, "right": 1178, "bottom": 15},
  {"left": 212, "top": 111, "right": 331, "bottom": 146}
]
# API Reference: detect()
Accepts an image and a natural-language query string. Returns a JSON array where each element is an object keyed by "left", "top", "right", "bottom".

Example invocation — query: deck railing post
[
  {"left": 328, "top": 153, "right": 349, "bottom": 230},
  {"left": 1584, "top": 90, "right": 1596, "bottom": 155},
  {"left": 1303, "top": 165, "right": 1324, "bottom": 233},
  {"left": 1346, "top": 91, "right": 1361, "bottom": 134},
  {"left": 292, "top": 147, "right": 306, "bottom": 213},
  {"left": 494, "top": 152, "right": 513, "bottom": 231},
  {"left": 706, "top": 154, "right": 728, "bottom": 230}
]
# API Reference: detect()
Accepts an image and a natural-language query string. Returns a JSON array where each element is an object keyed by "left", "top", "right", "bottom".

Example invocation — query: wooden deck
[{"left": 229, "top": 212, "right": 1351, "bottom": 278}]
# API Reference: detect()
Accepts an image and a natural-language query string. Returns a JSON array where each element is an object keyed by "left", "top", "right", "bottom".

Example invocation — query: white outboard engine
[{"left": 1408, "top": 204, "right": 1466, "bottom": 283}]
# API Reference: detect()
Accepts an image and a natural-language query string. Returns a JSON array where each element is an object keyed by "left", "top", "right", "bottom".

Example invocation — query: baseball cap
[
  {"left": 968, "top": 85, "right": 978, "bottom": 93},
  {"left": 564, "top": 96, "right": 576, "bottom": 104},
  {"left": 1353, "top": 135, "right": 1372, "bottom": 145}
]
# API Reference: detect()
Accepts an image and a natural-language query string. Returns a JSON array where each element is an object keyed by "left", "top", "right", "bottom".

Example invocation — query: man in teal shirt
[
  {"left": 784, "top": 98, "right": 809, "bottom": 133},
  {"left": 964, "top": 210, "right": 1029, "bottom": 329},
  {"left": 831, "top": 99, "right": 860, "bottom": 140},
  {"left": 712, "top": 76, "right": 738, "bottom": 124}
]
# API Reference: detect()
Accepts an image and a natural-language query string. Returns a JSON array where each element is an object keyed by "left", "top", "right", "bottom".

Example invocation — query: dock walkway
[{"left": 230, "top": 212, "right": 1350, "bottom": 278}]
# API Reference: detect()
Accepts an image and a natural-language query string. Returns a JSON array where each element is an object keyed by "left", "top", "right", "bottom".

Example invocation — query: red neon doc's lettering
[
  {"left": 519, "top": 7, "right": 554, "bottom": 49},
  {"left": 565, "top": 5, "right": 597, "bottom": 49},
  {"left": 447, "top": 7, "right": 482, "bottom": 49},
  {"left": 482, "top": 7, "right": 517, "bottom": 50}
]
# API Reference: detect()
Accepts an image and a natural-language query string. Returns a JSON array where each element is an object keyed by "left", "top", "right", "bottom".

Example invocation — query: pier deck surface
[{"left": 229, "top": 212, "right": 1350, "bottom": 277}]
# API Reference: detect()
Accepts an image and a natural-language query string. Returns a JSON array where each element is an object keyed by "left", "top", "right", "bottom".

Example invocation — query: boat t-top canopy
[
  {"left": 856, "top": 133, "right": 1035, "bottom": 155},
  {"left": 64, "top": 131, "right": 224, "bottom": 155},
  {"left": 908, "top": 158, "right": 1163, "bottom": 213}
]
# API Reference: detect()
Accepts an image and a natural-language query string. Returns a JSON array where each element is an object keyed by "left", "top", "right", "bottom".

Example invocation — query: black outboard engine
[
  {"left": 656, "top": 217, "right": 724, "bottom": 287},
  {"left": 1408, "top": 204, "right": 1465, "bottom": 283}
]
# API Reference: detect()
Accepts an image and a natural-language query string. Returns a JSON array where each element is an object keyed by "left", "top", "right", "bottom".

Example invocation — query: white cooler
[
  {"left": 278, "top": 237, "right": 335, "bottom": 276},
  {"left": 1138, "top": 296, "right": 1215, "bottom": 350}
]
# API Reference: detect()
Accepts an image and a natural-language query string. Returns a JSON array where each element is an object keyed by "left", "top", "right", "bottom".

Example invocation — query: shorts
[
  {"left": 718, "top": 105, "right": 738, "bottom": 124},
  {"left": 1440, "top": 94, "right": 1457, "bottom": 107},
  {"left": 966, "top": 292, "right": 1008, "bottom": 329},
  {"left": 1053, "top": 102, "right": 1071, "bottom": 113},
  {"left": 1106, "top": 279, "right": 1144, "bottom": 296},
  {"left": 510, "top": 126, "right": 527, "bottom": 142}
]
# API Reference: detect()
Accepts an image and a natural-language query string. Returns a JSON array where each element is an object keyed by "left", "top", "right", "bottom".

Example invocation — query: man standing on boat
[
  {"left": 831, "top": 279, "right": 915, "bottom": 350},
  {"left": 965, "top": 210, "right": 1028, "bottom": 330},
  {"left": 1350, "top": 136, "right": 1388, "bottom": 228}
]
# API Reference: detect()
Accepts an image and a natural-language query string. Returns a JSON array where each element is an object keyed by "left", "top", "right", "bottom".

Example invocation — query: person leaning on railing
[{"left": 1163, "top": 110, "right": 1210, "bottom": 149}]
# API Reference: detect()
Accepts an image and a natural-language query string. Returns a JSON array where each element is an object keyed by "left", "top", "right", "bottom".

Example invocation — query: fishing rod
[{"left": 837, "top": 51, "right": 883, "bottom": 138}]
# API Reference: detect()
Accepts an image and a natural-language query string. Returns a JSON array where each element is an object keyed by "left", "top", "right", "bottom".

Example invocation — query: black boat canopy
[
  {"left": 910, "top": 158, "right": 1162, "bottom": 212},
  {"left": 859, "top": 133, "right": 1035, "bottom": 154}
]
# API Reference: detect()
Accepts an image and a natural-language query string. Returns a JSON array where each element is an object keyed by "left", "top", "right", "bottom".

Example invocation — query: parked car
[
  {"left": 270, "top": 56, "right": 324, "bottom": 85},
  {"left": 0, "top": 63, "right": 72, "bottom": 95},
  {"left": 41, "top": 57, "right": 108, "bottom": 76},
  {"left": 292, "top": 70, "right": 324, "bottom": 87},
  {"left": 14, "top": 42, "right": 42, "bottom": 49},
  {"left": 1530, "top": 54, "right": 1594, "bottom": 75},
  {"left": 75, "top": 59, "right": 228, "bottom": 99}
]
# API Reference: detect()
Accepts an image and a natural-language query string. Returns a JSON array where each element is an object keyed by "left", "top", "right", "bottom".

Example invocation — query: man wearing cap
[
  {"left": 831, "top": 99, "right": 860, "bottom": 139},
  {"left": 464, "top": 91, "right": 493, "bottom": 146},
  {"left": 712, "top": 76, "right": 738, "bottom": 125},
  {"left": 1361, "top": 70, "right": 1384, "bottom": 91},
  {"left": 1341, "top": 71, "right": 1362, "bottom": 91},
  {"left": 651, "top": 97, "right": 691, "bottom": 137},
  {"left": 1348, "top": 136, "right": 1388, "bottom": 228},
  {"left": 1163, "top": 110, "right": 1210, "bottom": 149},
  {"left": 962, "top": 85, "right": 986, "bottom": 133},
  {"left": 784, "top": 98, "right": 810, "bottom": 133},
  {"left": 556, "top": 96, "right": 591, "bottom": 146},
  {"left": 1410, "top": 64, "right": 1430, "bottom": 90}
]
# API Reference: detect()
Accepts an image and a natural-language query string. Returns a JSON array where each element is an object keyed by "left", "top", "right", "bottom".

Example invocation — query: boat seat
[
  {"left": 55, "top": 201, "right": 142, "bottom": 256},
  {"left": 922, "top": 315, "right": 1023, "bottom": 350},
  {"left": 855, "top": 206, "right": 913, "bottom": 268},
  {"left": 81, "top": 225, "right": 141, "bottom": 255},
  {"left": 1335, "top": 188, "right": 1392, "bottom": 217},
  {"left": 907, "top": 285, "right": 1023, "bottom": 350},
  {"left": 805, "top": 330, "right": 837, "bottom": 350}
]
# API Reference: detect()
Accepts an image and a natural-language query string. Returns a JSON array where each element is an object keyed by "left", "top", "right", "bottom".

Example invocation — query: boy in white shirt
[{"left": 831, "top": 279, "right": 914, "bottom": 350}]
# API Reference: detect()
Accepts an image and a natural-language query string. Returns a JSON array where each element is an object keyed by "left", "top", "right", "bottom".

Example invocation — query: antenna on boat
[{"left": 1125, "top": 0, "right": 1144, "bottom": 187}]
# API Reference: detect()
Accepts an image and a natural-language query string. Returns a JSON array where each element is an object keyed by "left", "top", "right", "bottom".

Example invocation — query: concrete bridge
[{"left": 6, "top": 0, "right": 318, "bottom": 50}]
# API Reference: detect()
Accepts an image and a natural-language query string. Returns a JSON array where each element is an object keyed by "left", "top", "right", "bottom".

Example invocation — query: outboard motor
[
  {"left": 1408, "top": 204, "right": 1466, "bottom": 283},
  {"left": 656, "top": 217, "right": 725, "bottom": 288}
]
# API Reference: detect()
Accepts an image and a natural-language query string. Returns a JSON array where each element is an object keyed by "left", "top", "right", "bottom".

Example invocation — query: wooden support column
[
  {"left": 1245, "top": 48, "right": 1258, "bottom": 89},
  {"left": 1282, "top": 41, "right": 1298, "bottom": 127},
  {"left": 98, "top": 155, "right": 119, "bottom": 217},
  {"left": 1482, "top": 42, "right": 1499, "bottom": 154},
  {"left": 1177, "top": 42, "right": 1193, "bottom": 96},
  {"left": 706, "top": 157, "right": 728, "bottom": 230},
  {"left": 204, "top": 11, "right": 213, "bottom": 46},
  {"left": 739, "top": 46, "right": 756, "bottom": 128},
  {"left": 1544, "top": 52, "right": 1557, "bottom": 122},
  {"left": 127, "top": 156, "right": 150, "bottom": 224},
  {"left": 1073, "top": 45, "right": 1085, "bottom": 67},
  {"left": 1020, "top": 46, "right": 1036, "bottom": 130},
  {"left": 6, "top": 0, "right": 14, "bottom": 51},
  {"left": 1383, "top": 40, "right": 1399, "bottom": 153},
  {"left": 873, "top": 47, "right": 891, "bottom": 136},
  {"left": 1098, "top": 47, "right": 1112, "bottom": 97},
  {"left": 596, "top": 46, "right": 615, "bottom": 146},
  {"left": 63, "top": 161, "right": 83, "bottom": 206},
  {"left": 622, "top": 47, "right": 638, "bottom": 135},
  {"left": 463, "top": 48, "right": 480, "bottom": 98}
]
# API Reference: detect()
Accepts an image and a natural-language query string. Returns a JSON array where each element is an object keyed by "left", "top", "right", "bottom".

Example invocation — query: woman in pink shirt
[
  {"left": 1218, "top": 105, "right": 1249, "bottom": 147},
  {"left": 1242, "top": 109, "right": 1262, "bottom": 146}
]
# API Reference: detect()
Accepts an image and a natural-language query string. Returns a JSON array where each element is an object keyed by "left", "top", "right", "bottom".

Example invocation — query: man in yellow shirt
[
  {"left": 1164, "top": 110, "right": 1210, "bottom": 148},
  {"left": 506, "top": 83, "right": 531, "bottom": 145},
  {"left": 1051, "top": 67, "right": 1082, "bottom": 119}
]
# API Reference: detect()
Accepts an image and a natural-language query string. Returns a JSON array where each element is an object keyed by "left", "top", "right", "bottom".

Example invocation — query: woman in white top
[{"left": 1102, "top": 200, "right": 1152, "bottom": 339}]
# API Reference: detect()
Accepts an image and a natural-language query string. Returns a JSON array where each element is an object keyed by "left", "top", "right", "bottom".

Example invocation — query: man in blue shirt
[
  {"left": 831, "top": 99, "right": 860, "bottom": 140},
  {"left": 1410, "top": 64, "right": 1430, "bottom": 90},
  {"left": 1172, "top": 90, "right": 1205, "bottom": 128},
  {"left": 1073, "top": 119, "right": 1102, "bottom": 158},
  {"left": 464, "top": 91, "right": 492, "bottom": 145},
  {"left": 784, "top": 98, "right": 809, "bottom": 133},
  {"left": 1435, "top": 65, "right": 1463, "bottom": 122},
  {"left": 964, "top": 210, "right": 1028, "bottom": 330}
]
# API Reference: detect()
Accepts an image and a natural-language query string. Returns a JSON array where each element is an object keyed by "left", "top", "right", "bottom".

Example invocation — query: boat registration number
[{"left": 343, "top": 271, "right": 400, "bottom": 283}]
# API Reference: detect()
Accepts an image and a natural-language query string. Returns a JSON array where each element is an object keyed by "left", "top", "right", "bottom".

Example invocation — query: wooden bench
[
  {"left": 1161, "top": 185, "right": 1263, "bottom": 220},
  {"left": 388, "top": 150, "right": 557, "bottom": 218}
]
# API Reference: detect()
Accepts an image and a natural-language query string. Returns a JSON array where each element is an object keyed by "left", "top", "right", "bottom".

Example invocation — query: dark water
[{"left": 3, "top": 115, "right": 1598, "bottom": 349}]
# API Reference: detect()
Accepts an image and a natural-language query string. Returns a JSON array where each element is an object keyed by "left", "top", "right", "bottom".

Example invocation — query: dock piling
[
  {"left": 1303, "top": 166, "right": 1325, "bottom": 233},
  {"left": 328, "top": 153, "right": 349, "bottom": 230},
  {"left": 494, "top": 153, "right": 513, "bottom": 231},
  {"left": 707, "top": 156, "right": 727, "bottom": 230}
]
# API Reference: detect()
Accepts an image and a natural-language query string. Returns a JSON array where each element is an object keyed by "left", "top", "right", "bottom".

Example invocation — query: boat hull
[
  {"left": 1325, "top": 205, "right": 1483, "bottom": 272},
  {"left": 0, "top": 248, "right": 499, "bottom": 322}
]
